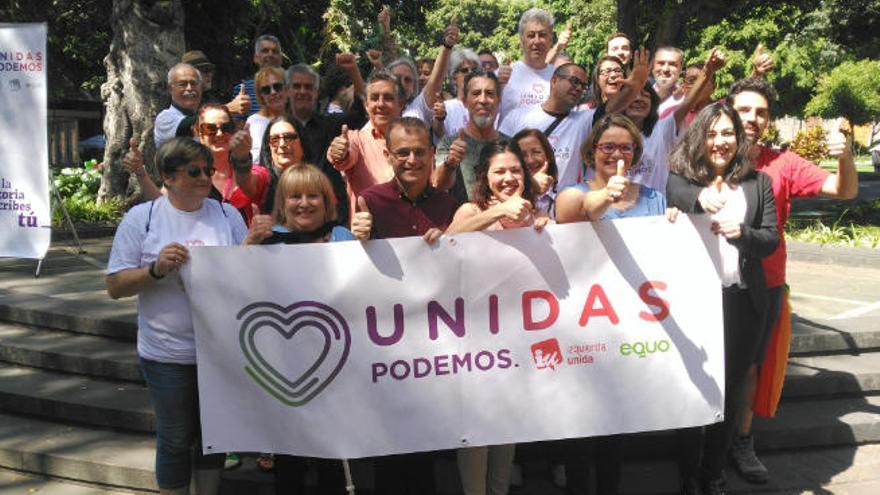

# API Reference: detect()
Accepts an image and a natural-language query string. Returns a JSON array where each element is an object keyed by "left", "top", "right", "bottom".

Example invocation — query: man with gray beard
[{"left": 434, "top": 70, "right": 506, "bottom": 204}]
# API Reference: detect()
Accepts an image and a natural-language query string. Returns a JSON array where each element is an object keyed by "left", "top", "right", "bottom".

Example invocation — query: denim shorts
[{"left": 139, "top": 358, "right": 223, "bottom": 489}]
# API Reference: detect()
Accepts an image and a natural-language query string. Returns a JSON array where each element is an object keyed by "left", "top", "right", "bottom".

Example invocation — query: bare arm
[
  {"left": 544, "top": 23, "right": 572, "bottom": 66},
  {"left": 674, "top": 47, "right": 725, "bottom": 127},
  {"left": 820, "top": 121, "right": 858, "bottom": 199},
  {"left": 606, "top": 49, "right": 650, "bottom": 113},
  {"left": 423, "top": 16, "right": 458, "bottom": 109},
  {"left": 106, "top": 242, "right": 188, "bottom": 299}
]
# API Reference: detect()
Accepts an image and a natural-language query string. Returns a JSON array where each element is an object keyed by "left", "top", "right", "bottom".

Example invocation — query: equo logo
[
  {"left": 619, "top": 339, "right": 671, "bottom": 358},
  {"left": 238, "top": 301, "right": 351, "bottom": 406}
]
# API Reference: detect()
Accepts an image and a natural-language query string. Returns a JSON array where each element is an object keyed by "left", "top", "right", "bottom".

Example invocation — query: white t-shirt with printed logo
[
  {"left": 499, "top": 105, "right": 597, "bottom": 189},
  {"left": 442, "top": 98, "right": 469, "bottom": 138},
  {"left": 107, "top": 196, "right": 248, "bottom": 364},
  {"left": 627, "top": 116, "right": 678, "bottom": 192},
  {"left": 403, "top": 92, "right": 433, "bottom": 125},
  {"left": 499, "top": 61, "right": 555, "bottom": 122}
]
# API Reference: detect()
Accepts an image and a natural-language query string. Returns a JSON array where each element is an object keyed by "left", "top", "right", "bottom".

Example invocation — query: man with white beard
[{"left": 434, "top": 70, "right": 506, "bottom": 204}]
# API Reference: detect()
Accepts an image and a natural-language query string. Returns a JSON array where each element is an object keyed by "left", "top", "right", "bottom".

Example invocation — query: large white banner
[
  {"left": 0, "top": 24, "right": 49, "bottom": 259},
  {"left": 184, "top": 215, "right": 726, "bottom": 459}
]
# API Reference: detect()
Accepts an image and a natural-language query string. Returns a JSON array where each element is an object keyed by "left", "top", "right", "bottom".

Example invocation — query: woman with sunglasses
[
  {"left": 446, "top": 141, "right": 548, "bottom": 495},
  {"left": 247, "top": 66, "right": 289, "bottom": 163},
  {"left": 107, "top": 138, "right": 261, "bottom": 495},
  {"left": 126, "top": 104, "right": 270, "bottom": 226},
  {"left": 556, "top": 113, "right": 665, "bottom": 222},
  {"left": 666, "top": 102, "right": 777, "bottom": 495}
]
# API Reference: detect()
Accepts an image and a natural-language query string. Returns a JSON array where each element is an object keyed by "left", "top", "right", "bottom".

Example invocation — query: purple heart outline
[{"left": 238, "top": 301, "right": 351, "bottom": 406}]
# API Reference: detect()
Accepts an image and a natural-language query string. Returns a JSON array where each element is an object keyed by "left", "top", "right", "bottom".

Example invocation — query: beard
[{"left": 472, "top": 114, "right": 494, "bottom": 129}]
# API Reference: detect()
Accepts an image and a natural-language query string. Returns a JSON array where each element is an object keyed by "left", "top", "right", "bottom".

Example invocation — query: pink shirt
[{"left": 329, "top": 122, "right": 394, "bottom": 216}]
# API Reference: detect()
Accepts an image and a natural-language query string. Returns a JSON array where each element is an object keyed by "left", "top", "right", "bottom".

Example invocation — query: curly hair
[
  {"left": 728, "top": 76, "right": 778, "bottom": 115},
  {"left": 668, "top": 102, "right": 754, "bottom": 186}
]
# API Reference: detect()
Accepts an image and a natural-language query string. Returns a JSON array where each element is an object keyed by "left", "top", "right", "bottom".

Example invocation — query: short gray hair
[
  {"left": 167, "top": 63, "right": 202, "bottom": 85},
  {"left": 287, "top": 63, "right": 320, "bottom": 92},
  {"left": 518, "top": 8, "right": 554, "bottom": 36},
  {"left": 447, "top": 48, "right": 479, "bottom": 84},
  {"left": 254, "top": 34, "right": 281, "bottom": 54},
  {"left": 387, "top": 57, "right": 420, "bottom": 97},
  {"left": 367, "top": 69, "right": 406, "bottom": 103},
  {"left": 655, "top": 46, "right": 684, "bottom": 64}
]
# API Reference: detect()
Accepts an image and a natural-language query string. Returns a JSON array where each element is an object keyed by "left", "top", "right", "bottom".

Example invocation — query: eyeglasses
[
  {"left": 480, "top": 61, "right": 497, "bottom": 69},
  {"left": 269, "top": 133, "right": 299, "bottom": 147},
  {"left": 290, "top": 82, "right": 315, "bottom": 91},
  {"left": 455, "top": 66, "right": 473, "bottom": 75},
  {"left": 182, "top": 163, "right": 215, "bottom": 178},
  {"left": 259, "top": 82, "right": 285, "bottom": 95},
  {"left": 598, "top": 67, "right": 624, "bottom": 77},
  {"left": 557, "top": 74, "right": 588, "bottom": 89},
  {"left": 198, "top": 121, "right": 236, "bottom": 136},
  {"left": 595, "top": 142, "right": 635, "bottom": 155},
  {"left": 391, "top": 147, "right": 429, "bottom": 160}
]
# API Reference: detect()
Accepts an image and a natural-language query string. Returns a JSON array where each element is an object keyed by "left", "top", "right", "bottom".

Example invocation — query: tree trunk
[
  {"left": 98, "top": 0, "right": 184, "bottom": 203},
  {"left": 616, "top": 0, "right": 639, "bottom": 47}
]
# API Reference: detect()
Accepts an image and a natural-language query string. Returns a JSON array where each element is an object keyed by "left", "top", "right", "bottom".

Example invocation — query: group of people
[{"left": 108, "top": 6, "right": 859, "bottom": 495}]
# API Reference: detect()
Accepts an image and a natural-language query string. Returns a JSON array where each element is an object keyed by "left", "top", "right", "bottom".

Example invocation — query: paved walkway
[{"left": 0, "top": 235, "right": 878, "bottom": 494}]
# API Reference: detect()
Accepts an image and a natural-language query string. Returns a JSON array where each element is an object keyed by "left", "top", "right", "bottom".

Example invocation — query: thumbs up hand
[
  {"left": 329, "top": 124, "right": 351, "bottom": 164},
  {"left": 604, "top": 159, "right": 629, "bottom": 202},
  {"left": 230, "top": 122, "right": 252, "bottom": 163},
  {"left": 827, "top": 117, "right": 853, "bottom": 158},
  {"left": 532, "top": 161, "right": 554, "bottom": 195},
  {"left": 698, "top": 175, "right": 727, "bottom": 213},
  {"left": 123, "top": 137, "right": 146, "bottom": 178},
  {"left": 445, "top": 129, "right": 468, "bottom": 168},
  {"left": 497, "top": 54, "right": 512, "bottom": 86},
  {"left": 244, "top": 204, "right": 274, "bottom": 245},
  {"left": 228, "top": 82, "right": 252, "bottom": 116},
  {"left": 443, "top": 14, "right": 459, "bottom": 48},
  {"left": 352, "top": 196, "right": 373, "bottom": 241},
  {"left": 751, "top": 43, "right": 775, "bottom": 77}
]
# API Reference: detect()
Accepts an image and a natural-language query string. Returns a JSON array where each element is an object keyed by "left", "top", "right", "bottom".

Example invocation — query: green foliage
[
  {"left": 761, "top": 122, "right": 780, "bottom": 147},
  {"left": 805, "top": 59, "right": 880, "bottom": 126},
  {"left": 790, "top": 125, "right": 829, "bottom": 163},
  {"left": 52, "top": 162, "right": 122, "bottom": 225},
  {"left": 786, "top": 197, "right": 880, "bottom": 248}
]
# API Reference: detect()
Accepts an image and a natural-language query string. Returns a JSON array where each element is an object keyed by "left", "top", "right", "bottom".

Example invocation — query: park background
[{"left": 2, "top": 0, "right": 879, "bottom": 244}]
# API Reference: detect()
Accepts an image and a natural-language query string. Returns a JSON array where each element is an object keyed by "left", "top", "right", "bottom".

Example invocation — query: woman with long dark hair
[
  {"left": 666, "top": 102, "right": 778, "bottom": 495},
  {"left": 510, "top": 128, "right": 559, "bottom": 218}
]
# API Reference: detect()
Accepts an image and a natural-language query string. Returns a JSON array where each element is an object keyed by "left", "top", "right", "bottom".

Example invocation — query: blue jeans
[{"left": 140, "top": 358, "right": 223, "bottom": 489}]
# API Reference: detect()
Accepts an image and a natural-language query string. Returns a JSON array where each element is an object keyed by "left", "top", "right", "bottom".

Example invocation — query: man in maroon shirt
[
  {"left": 719, "top": 76, "right": 857, "bottom": 484},
  {"left": 353, "top": 117, "right": 458, "bottom": 243}
]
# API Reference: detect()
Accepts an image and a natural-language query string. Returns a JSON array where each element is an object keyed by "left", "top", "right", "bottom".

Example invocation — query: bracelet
[
  {"left": 148, "top": 261, "right": 165, "bottom": 280},
  {"left": 442, "top": 41, "right": 454, "bottom": 50}
]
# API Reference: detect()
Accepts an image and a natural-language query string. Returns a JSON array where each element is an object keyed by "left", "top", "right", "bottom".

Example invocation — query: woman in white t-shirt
[
  {"left": 107, "top": 138, "right": 265, "bottom": 495},
  {"left": 247, "top": 66, "right": 288, "bottom": 163}
]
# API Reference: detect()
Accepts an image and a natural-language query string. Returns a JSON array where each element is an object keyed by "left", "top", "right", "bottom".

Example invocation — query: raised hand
[
  {"left": 698, "top": 176, "right": 726, "bottom": 213},
  {"left": 123, "top": 137, "right": 146, "bottom": 177},
  {"left": 352, "top": 196, "right": 373, "bottom": 241},
  {"left": 532, "top": 161, "right": 554, "bottom": 195},
  {"left": 704, "top": 47, "right": 726, "bottom": 74},
  {"left": 228, "top": 82, "right": 252, "bottom": 116},
  {"left": 558, "top": 23, "right": 572, "bottom": 48},
  {"left": 827, "top": 117, "right": 853, "bottom": 158},
  {"left": 378, "top": 5, "right": 391, "bottom": 35},
  {"left": 366, "top": 49, "right": 384, "bottom": 69},
  {"left": 433, "top": 93, "right": 447, "bottom": 121},
  {"left": 605, "top": 159, "right": 629, "bottom": 202},
  {"left": 497, "top": 55, "right": 512, "bottom": 86},
  {"left": 624, "top": 49, "right": 650, "bottom": 90},
  {"left": 751, "top": 44, "right": 775, "bottom": 77},
  {"left": 443, "top": 14, "right": 459, "bottom": 48},
  {"left": 244, "top": 204, "right": 274, "bottom": 244},
  {"left": 229, "top": 122, "right": 252, "bottom": 162},
  {"left": 497, "top": 194, "right": 533, "bottom": 223},
  {"left": 445, "top": 129, "right": 467, "bottom": 167},
  {"left": 329, "top": 124, "right": 350, "bottom": 164},
  {"left": 335, "top": 53, "right": 358, "bottom": 72}
]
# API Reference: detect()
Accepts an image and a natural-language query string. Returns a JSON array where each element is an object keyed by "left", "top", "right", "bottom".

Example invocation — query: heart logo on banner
[{"left": 238, "top": 301, "right": 351, "bottom": 406}]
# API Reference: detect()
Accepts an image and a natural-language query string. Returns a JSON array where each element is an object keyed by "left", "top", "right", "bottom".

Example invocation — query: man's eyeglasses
[
  {"left": 183, "top": 163, "right": 215, "bottom": 178},
  {"left": 557, "top": 74, "right": 588, "bottom": 89},
  {"left": 595, "top": 142, "right": 635, "bottom": 155},
  {"left": 598, "top": 67, "right": 624, "bottom": 77},
  {"left": 259, "top": 82, "right": 285, "bottom": 95},
  {"left": 269, "top": 133, "right": 299, "bottom": 147},
  {"left": 198, "top": 121, "right": 236, "bottom": 136},
  {"left": 391, "top": 147, "right": 429, "bottom": 160}
]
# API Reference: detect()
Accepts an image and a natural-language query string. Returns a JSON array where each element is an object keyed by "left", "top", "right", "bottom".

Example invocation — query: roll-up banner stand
[{"left": 0, "top": 23, "right": 50, "bottom": 261}]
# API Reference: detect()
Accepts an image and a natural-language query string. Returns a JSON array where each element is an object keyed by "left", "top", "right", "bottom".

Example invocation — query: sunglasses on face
[
  {"left": 596, "top": 142, "right": 635, "bottom": 155},
  {"left": 269, "top": 132, "right": 299, "bottom": 147},
  {"left": 198, "top": 121, "right": 236, "bottom": 136},
  {"left": 259, "top": 82, "right": 285, "bottom": 95},
  {"left": 557, "top": 74, "right": 588, "bottom": 89},
  {"left": 182, "top": 163, "right": 215, "bottom": 178},
  {"left": 456, "top": 66, "right": 473, "bottom": 75}
]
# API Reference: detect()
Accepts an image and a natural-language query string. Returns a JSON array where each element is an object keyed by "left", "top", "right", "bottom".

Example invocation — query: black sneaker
[
  {"left": 702, "top": 478, "right": 726, "bottom": 495},
  {"left": 729, "top": 434, "right": 769, "bottom": 484}
]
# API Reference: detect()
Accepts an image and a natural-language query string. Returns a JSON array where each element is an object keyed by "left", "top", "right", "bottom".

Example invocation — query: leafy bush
[
  {"left": 805, "top": 59, "right": 880, "bottom": 126},
  {"left": 761, "top": 122, "right": 780, "bottom": 147},
  {"left": 52, "top": 160, "right": 122, "bottom": 225},
  {"left": 790, "top": 125, "right": 829, "bottom": 163}
]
